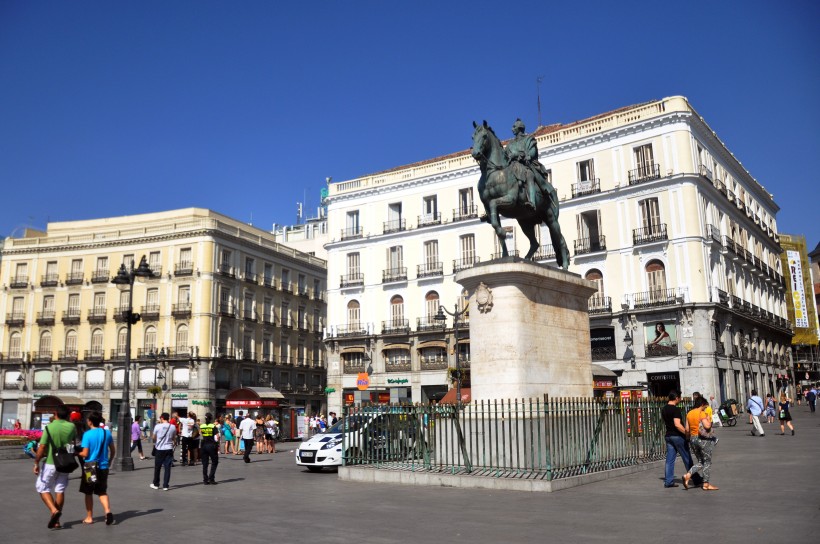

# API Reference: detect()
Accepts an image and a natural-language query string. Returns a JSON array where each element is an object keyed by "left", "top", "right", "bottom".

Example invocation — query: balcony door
[
  {"left": 646, "top": 260, "right": 667, "bottom": 303},
  {"left": 634, "top": 144, "right": 655, "bottom": 176},
  {"left": 640, "top": 198, "right": 661, "bottom": 234}
]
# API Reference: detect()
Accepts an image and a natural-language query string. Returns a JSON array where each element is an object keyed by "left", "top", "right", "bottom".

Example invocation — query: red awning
[{"left": 439, "top": 388, "right": 471, "bottom": 404}]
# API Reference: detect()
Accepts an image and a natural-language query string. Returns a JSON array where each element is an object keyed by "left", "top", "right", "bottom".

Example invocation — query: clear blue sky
[{"left": 1, "top": 1, "right": 818, "bottom": 244}]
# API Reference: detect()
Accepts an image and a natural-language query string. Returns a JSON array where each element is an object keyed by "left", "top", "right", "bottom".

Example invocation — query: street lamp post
[
  {"left": 435, "top": 302, "right": 469, "bottom": 405},
  {"left": 111, "top": 256, "right": 154, "bottom": 472}
]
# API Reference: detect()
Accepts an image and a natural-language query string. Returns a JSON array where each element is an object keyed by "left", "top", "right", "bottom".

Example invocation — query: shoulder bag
[
  {"left": 83, "top": 429, "right": 108, "bottom": 483},
  {"left": 152, "top": 425, "right": 170, "bottom": 457},
  {"left": 45, "top": 426, "right": 79, "bottom": 474}
]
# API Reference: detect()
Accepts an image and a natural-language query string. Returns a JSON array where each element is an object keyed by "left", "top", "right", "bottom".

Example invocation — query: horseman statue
[{"left": 472, "top": 118, "right": 570, "bottom": 269}]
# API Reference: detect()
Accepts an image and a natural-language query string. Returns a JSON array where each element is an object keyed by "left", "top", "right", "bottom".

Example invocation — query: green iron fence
[{"left": 342, "top": 397, "right": 691, "bottom": 481}]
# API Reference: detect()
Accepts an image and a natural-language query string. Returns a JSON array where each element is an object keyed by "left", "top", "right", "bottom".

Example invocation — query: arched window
[
  {"left": 585, "top": 269, "right": 604, "bottom": 297},
  {"left": 347, "top": 300, "right": 360, "bottom": 327},
  {"left": 90, "top": 329, "right": 104, "bottom": 357},
  {"left": 117, "top": 327, "right": 128, "bottom": 356},
  {"left": 144, "top": 326, "right": 157, "bottom": 352},
  {"left": 390, "top": 295, "right": 404, "bottom": 326},
  {"left": 645, "top": 260, "right": 667, "bottom": 299},
  {"left": 9, "top": 331, "right": 22, "bottom": 358},
  {"left": 65, "top": 330, "right": 78, "bottom": 357},
  {"left": 176, "top": 324, "right": 189, "bottom": 352},
  {"left": 425, "top": 291, "right": 440, "bottom": 320},
  {"left": 39, "top": 331, "right": 52, "bottom": 357}
]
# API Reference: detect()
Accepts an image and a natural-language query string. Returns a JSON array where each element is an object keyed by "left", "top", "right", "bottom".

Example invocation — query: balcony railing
[
  {"left": 533, "top": 244, "right": 555, "bottom": 261},
  {"left": 417, "top": 317, "right": 445, "bottom": 332},
  {"left": 87, "top": 308, "right": 107, "bottom": 323},
  {"left": 218, "top": 263, "right": 235, "bottom": 278},
  {"left": 219, "top": 303, "right": 236, "bottom": 318},
  {"left": 174, "top": 261, "right": 194, "bottom": 276},
  {"left": 588, "top": 295, "right": 612, "bottom": 315},
  {"left": 628, "top": 163, "right": 660, "bottom": 185},
  {"left": 172, "top": 303, "right": 192, "bottom": 318},
  {"left": 40, "top": 274, "right": 59, "bottom": 287},
  {"left": 32, "top": 351, "right": 53, "bottom": 362},
  {"left": 453, "top": 257, "right": 479, "bottom": 272},
  {"left": 452, "top": 205, "right": 478, "bottom": 222},
  {"left": 10, "top": 275, "right": 29, "bottom": 289},
  {"left": 58, "top": 350, "right": 78, "bottom": 361},
  {"left": 147, "top": 264, "right": 162, "bottom": 277},
  {"left": 491, "top": 250, "right": 519, "bottom": 260},
  {"left": 417, "top": 213, "right": 442, "bottom": 228},
  {"left": 417, "top": 262, "right": 443, "bottom": 279},
  {"left": 109, "top": 349, "right": 127, "bottom": 360},
  {"left": 113, "top": 306, "right": 129, "bottom": 322},
  {"left": 574, "top": 235, "right": 606, "bottom": 255},
  {"left": 633, "top": 224, "right": 668, "bottom": 245},
  {"left": 591, "top": 346, "right": 616, "bottom": 361},
  {"left": 341, "top": 227, "right": 363, "bottom": 240},
  {"left": 262, "top": 276, "right": 277, "bottom": 289},
  {"left": 243, "top": 309, "right": 257, "bottom": 322},
  {"left": 244, "top": 272, "right": 258, "bottom": 284},
  {"left": 84, "top": 350, "right": 105, "bottom": 361},
  {"left": 340, "top": 273, "right": 364, "bottom": 288},
  {"left": 420, "top": 358, "right": 448, "bottom": 370},
  {"left": 65, "top": 272, "right": 84, "bottom": 285},
  {"left": 343, "top": 360, "right": 366, "bottom": 374},
  {"left": 386, "top": 362, "right": 412, "bottom": 372},
  {"left": 698, "top": 164, "right": 713, "bottom": 180},
  {"left": 382, "top": 267, "right": 407, "bottom": 283},
  {"left": 85, "top": 381, "right": 105, "bottom": 390},
  {"left": 382, "top": 319, "right": 410, "bottom": 335},
  {"left": 5, "top": 313, "right": 25, "bottom": 326},
  {"left": 571, "top": 179, "right": 601, "bottom": 198},
  {"left": 91, "top": 270, "right": 109, "bottom": 283},
  {"left": 383, "top": 219, "right": 406, "bottom": 234},
  {"left": 36, "top": 311, "right": 56, "bottom": 326},
  {"left": 632, "top": 288, "right": 679, "bottom": 309},
  {"left": 242, "top": 351, "right": 256, "bottom": 362},
  {"left": 141, "top": 305, "right": 160, "bottom": 320},
  {"left": 217, "top": 347, "right": 236, "bottom": 359},
  {"left": 706, "top": 224, "right": 721, "bottom": 244},
  {"left": 334, "top": 325, "right": 367, "bottom": 337},
  {"left": 62, "top": 310, "right": 81, "bottom": 324}
]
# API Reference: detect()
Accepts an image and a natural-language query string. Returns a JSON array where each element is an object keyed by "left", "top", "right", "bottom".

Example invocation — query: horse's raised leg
[
  {"left": 545, "top": 207, "right": 570, "bottom": 269},
  {"left": 488, "top": 198, "right": 508, "bottom": 257},
  {"left": 520, "top": 221, "right": 539, "bottom": 260}
]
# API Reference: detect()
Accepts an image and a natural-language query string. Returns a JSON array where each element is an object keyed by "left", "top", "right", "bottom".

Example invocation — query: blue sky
[{"left": 1, "top": 1, "right": 818, "bottom": 244}]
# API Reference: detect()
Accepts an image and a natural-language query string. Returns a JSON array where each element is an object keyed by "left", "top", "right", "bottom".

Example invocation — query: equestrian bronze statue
[{"left": 471, "top": 119, "right": 570, "bottom": 269}]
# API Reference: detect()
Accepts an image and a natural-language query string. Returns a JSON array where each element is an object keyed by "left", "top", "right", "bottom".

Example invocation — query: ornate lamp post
[
  {"left": 435, "top": 302, "right": 469, "bottom": 406},
  {"left": 110, "top": 256, "right": 154, "bottom": 471}
]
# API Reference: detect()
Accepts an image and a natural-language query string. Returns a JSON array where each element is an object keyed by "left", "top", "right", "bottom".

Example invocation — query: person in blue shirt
[
  {"left": 746, "top": 390, "right": 766, "bottom": 437},
  {"left": 78, "top": 411, "right": 115, "bottom": 525}
]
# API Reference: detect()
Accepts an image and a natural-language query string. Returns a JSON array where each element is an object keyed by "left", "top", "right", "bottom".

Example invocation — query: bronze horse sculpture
[{"left": 471, "top": 120, "right": 570, "bottom": 269}]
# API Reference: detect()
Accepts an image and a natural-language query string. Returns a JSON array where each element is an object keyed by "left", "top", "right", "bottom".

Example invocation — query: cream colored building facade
[
  {"left": 0, "top": 208, "right": 327, "bottom": 431},
  {"left": 323, "top": 96, "right": 792, "bottom": 414}
]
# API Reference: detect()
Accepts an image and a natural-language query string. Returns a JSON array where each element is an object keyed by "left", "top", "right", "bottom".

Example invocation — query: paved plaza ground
[{"left": 1, "top": 407, "right": 818, "bottom": 543}]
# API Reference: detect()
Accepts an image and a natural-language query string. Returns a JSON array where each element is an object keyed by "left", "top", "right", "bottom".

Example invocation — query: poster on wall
[
  {"left": 787, "top": 250, "right": 809, "bottom": 328},
  {"left": 644, "top": 321, "right": 678, "bottom": 356}
]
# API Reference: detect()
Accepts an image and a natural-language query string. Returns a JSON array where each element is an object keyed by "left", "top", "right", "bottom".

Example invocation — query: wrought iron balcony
[
  {"left": 242, "top": 350, "right": 256, "bottom": 362},
  {"left": 90, "top": 269, "right": 109, "bottom": 283},
  {"left": 417, "top": 262, "right": 443, "bottom": 278},
  {"left": 2, "top": 351, "right": 25, "bottom": 363},
  {"left": 58, "top": 350, "right": 78, "bottom": 361},
  {"left": 5, "top": 312, "right": 25, "bottom": 327},
  {"left": 632, "top": 288, "right": 679, "bottom": 309},
  {"left": 243, "top": 309, "right": 257, "bottom": 322},
  {"left": 141, "top": 304, "right": 160, "bottom": 320},
  {"left": 40, "top": 274, "right": 59, "bottom": 287},
  {"left": 218, "top": 263, "right": 235, "bottom": 278},
  {"left": 382, "top": 267, "right": 407, "bottom": 283},
  {"left": 262, "top": 276, "right": 277, "bottom": 289},
  {"left": 32, "top": 351, "right": 53, "bottom": 362},
  {"left": 10, "top": 275, "right": 29, "bottom": 289},
  {"left": 244, "top": 272, "right": 258, "bottom": 284},
  {"left": 382, "top": 319, "right": 410, "bottom": 335},
  {"left": 698, "top": 164, "right": 713, "bottom": 180},
  {"left": 343, "top": 360, "right": 366, "bottom": 374},
  {"left": 219, "top": 303, "right": 236, "bottom": 318},
  {"left": 588, "top": 295, "right": 612, "bottom": 315},
  {"left": 217, "top": 347, "right": 236, "bottom": 359},
  {"left": 574, "top": 235, "right": 606, "bottom": 255},
  {"left": 340, "top": 273, "right": 364, "bottom": 288},
  {"left": 591, "top": 346, "right": 616, "bottom": 361},
  {"left": 174, "top": 261, "right": 194, "bottom": 276},
  {"left": 341, "top": 227, "right": 363, "bottom": 240},
  {"left": 533, "top": 244, "right": 555, "bottom": 261},
  {"left": 453, "top": 257, "right": 479, "bottom": 272},
  {"left": 109, "top": 349, "right": 128, "bottom": 360},
  {"left": 452, "top": 205, "right": 478, "bottom": 222},
  {"left": 85, "top": 381, "right": 105, "bottom": 390},
  {"left": 281, "top": 281, "right": 293, "bottom": 293},
  {"left": 571, "top": 179, "right": 601, "bottom": 198},
  {"left": 628, "top": 163, "right": 661, "bottom": 185},
  {"left": 715, "top": 289, "right": 729, "bottom": 305},
  {"left": 633, "top": 224, "right": 667, "bottom": 245},
  {"left": 383, "top": 219, "right": 406, "bottom": 234},
  {"left": 62, "top": 310, "right": 81, "bottom": 325},
  {"left": 706, "top": 224, "right": 721, "bottom": 244},
  {"left": 87, "top": 307, "right": 107, "bottom": 323},
  {"left": 417, "top": 317, "right": 445, "bottom": 332},
  {"left": 491, "top": 250, "right": 519, "bottom": 260},
  {"left": 147, "top": 264, "right": 162, "bottom": 277},
  {"left": 312, "top": 290, "right": 325, "bottom": 301},
  {"left": 84, "top": 350, "right": 105, "bottom": 361},
  {"left": 172, "top": 303, "right": 192, "bottom": 318},
  {"left": 420, "top": 358, "right": 447, "bottom": 370},
  {"left": 65, "top": 272, "right": 84, "bottom": 285},
  {"left": 113, "top": 306, "right": 129, "bottom": 322},
  {"left": 334, "top": 324, "right": 367, "bottom": 337},
  {"left": 386, "top": 362, "right": 412, "bottom": 372},
  {"left": 417, "top": 213, "right": 442, "bottom": 228}
]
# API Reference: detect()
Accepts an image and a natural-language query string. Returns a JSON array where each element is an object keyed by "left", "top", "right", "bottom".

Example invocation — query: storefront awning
[
  {"left": 440, "top": 388, "right": 471, "bottom": 404},
  {"left": 383, "top": 343, "right": 411, "bottom": 351},
  {"left": 225, "top": 387, "right": 285, "bottom": 408},
  {"left": 418, "top": 340, "right": 447, "bottom": 349},
  {"left": 456, "top": 337, "right": 470, "bottom": 345},
  {"left": 591, "top": 364, "right": 617, "bottom": 377},
  {"left": 340, "top": 346, "right": 366, "bottom": 354}
]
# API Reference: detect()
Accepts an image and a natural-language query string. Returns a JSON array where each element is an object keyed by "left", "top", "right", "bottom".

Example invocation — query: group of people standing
[
  {"left": 221, "top": 412, "right": 280, "bottom": 457},
  {"left": 662, "top": 391, "right": 720, "bottom": 491},
  {"left": 150, "top": 411, "right": 221, "bottom": 490}
]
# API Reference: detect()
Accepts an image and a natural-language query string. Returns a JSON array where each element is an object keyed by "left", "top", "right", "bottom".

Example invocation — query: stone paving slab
[{"left": 0, "top": 409, "right": 817, "bottom": 543}]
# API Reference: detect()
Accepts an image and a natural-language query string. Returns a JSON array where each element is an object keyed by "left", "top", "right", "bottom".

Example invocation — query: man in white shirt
[
  {"left": 177, "top": 412, "right": 194, "bottom": 466},
  {"left": 238, "top": 414, "right": 256, "bottom": 463}
]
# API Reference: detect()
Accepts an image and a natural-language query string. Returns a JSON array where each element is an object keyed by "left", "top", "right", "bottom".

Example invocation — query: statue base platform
[{"left": 456, "top": 258, "right": 598, "bottom": 401}]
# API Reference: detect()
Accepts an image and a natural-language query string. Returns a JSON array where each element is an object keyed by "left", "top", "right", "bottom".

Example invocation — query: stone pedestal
[{"left": 456, "top": 258, "right": 598, "bottom": 401}]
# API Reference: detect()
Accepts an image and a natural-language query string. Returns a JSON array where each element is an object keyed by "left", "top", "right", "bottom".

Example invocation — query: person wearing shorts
[
  {"left": 33, "top": 405, "right": 77, "bottom": 529},
  {"left": 78, "top": 411, "right": 115, "bottom": 525}
]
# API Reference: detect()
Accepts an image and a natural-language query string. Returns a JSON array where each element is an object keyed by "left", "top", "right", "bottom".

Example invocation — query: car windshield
[{"left": 325, "top": 415, "right": 376, "bottom": 434}]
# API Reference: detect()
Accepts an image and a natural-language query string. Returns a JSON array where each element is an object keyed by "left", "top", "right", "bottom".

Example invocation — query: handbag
[{"left": 45, "top": 426, "right": 79, "bottom": 474}]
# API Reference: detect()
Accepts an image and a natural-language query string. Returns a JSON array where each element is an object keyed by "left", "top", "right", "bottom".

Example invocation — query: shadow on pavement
[
  {"left": 60, "top": 508, "right": 163, "bottom": 528},
  {"left": 170, "top": 477, "right": 245, "bottom": 490}
]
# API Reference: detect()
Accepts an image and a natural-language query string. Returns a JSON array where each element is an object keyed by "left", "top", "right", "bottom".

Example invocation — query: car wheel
[{"left": 306, "top": 466, "right": 324, "bottom": 473}]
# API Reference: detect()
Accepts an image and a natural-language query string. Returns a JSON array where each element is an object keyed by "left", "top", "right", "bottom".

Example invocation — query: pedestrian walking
[
  {"left": 778, "top": 394, "right": 795, "bottom": 435},
  {"left": 130, "top": 414, "right": 146, "bottom": 460},
  {"left": 151, "top": 413, "right": 177, "bottom": 491},
  {"left": 764, "top": 394, "right": 777, "bottom": 424},
  {"left": 78, "top": 411, "right": 115, "bottom": 525},
  {"left": 233, "top": 411, "right": 245, "bottom": 455},
  {"left": 708, "top": 395, "right": 723, "bottom": 427},
  {"left": 661, "top": 391, "right": 692, "bottom": 488},
  {"left": 746, "top": 390, "right": 766, "bottom": 437},
  {"left": 178, "top": 411, "right": 194, "bottom": 465},
  {"left": 683, "top": 397, "right": 720, "bottom": 491},
  {"left": 239, "top": 413, "right": 256, "bottom": 463},
  {"left": 199, "top": 412, "right": 220, "bottom": 485},
  {"left": 254, "top": 414, "right": 266, "bottom": 454},
  {"left": 33, "top": 404, "right": 76, "bottom": 529},
  {"left": 806, "top": 387, "right": 817, "bottom": 413}
]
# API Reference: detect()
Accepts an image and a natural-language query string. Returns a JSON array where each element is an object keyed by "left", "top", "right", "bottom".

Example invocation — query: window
[
  {"left": 45, "top": 261, "right": 57, "bottom": 277},
  {"left": 298, "top": 274, "right": 306, "bottom": 294},
  {"left": 65, "top": 330, "right": 78, "bottom": 357},
  {"left": 220, "top": 286, "right": 231, "bottom": 312},
  {"left": 179, "top": 247, "right": 192, "bottom": 266},
  {"left": 390, "top": 295, "right": 404, "bottom": 326},
  {"left": 93, "top": 292, "right": 106, "bottom": 312},
  {"left": 424, "top": 240, "right": 439, "bottom": 266},
  {"left": 117, "top": 328, "right": 127, "bottom": 355},
  {"left": 281, "top": 268, "right": 290, "bottom": 289},
  {"left": 70, "top": 259, "right": 83, "bottom": 274},
  {"left": 91, "top": 329, "right": 104, "bottom": 356},
  {"left": 262, "top": 334, "right": 272, "bottom": 361},
  {"left": 387, "top": 246, "right": 403, "bottom": 271},
  {"left": 346, "top": 253, "right": 360, "bottom": 276},
  {"left": 385, "top": 349, "right": 411, "bottom": 367},
  {"left": 388, "top": 203, "right": 402, "bottom": 224},
  {"left": 264, "top": 263, "right": 273, "bottom": 284},
  {"left": 347, "top": 300, "right": 360, "bottom": 327},
  {"left": 11, "top": 296, "right": 24, "bottom": 316},
  {"left": 346, "top": 210, "right": 360, "bottom": 234},
  {"left": 39, "top": 331, "right": 52, "bottom": 355},
  {"left": 423, "top": 195, "right": 438, "bottom": 219},
  {"left": 220, "top": 249, "right": 231, "bottom": 267},
  {"left": 280, "top": 339, "right": 290, "bottom": 363},
  {"left": 15, "top": 262, "right": 28, "bottom": 279},
  {"left": 245, "top": 257, "right": 255, "bottom": 277},
  {"left": 313, "top": 279, "right": 320, "bottom": 297},
  {"left": 646, "top": 260, "right": 667, "bottom": 294},
  {"left": 585, "top": 269, "right": 604, "bottom": 297},
  {"left": 639, "top": 198, "right": 661, "bottom": 230},
  {"left": 96, "top": 256, "right": 108, "bottom": 272},
  {"left": 313, "top": 342, "right": 321, "bottom": 365},
  {"left": 146, "top": 288, "right": 159, "bottom": 309},
  {"left": 148, "top": 251, "right": 161, "bottom": 274},
  {"left": 264, "top": 297, "right": 272, "bottom": 322},
  {"left": 577, "top": 159, "right": 595, "bottom": 182},
  {"left": 9, "top": 332, "right": 22, "bottom": 358},
  {"left": 245, "top": 294, "right": 254, "bottom": 318},
  {"left": 634, "top": 144, "right": 655, "bottom": 176},
  {"left": 425, "top": 291, "right": 440, "bottom": 319},
  {"left": 297, "top": 343, "right": 306, "bottom": 364},
  {"left": 68, "top": 294, "right": 80, "bottom": 316},
  {"left": 42, "top": 295, "right": 55, "bottom": 314},
  {"left": 460, "top": 235, "right": 476, "bottom": 264},
  {"left": 298, "top": 306, "right": 306, "bottom": 328},
  {"left": 176, "top": 324, "right": 189, "bottom": 352},
  {"left": 119, "top": 290, "right": 130, "bottom": 311},
  {"left": 313, "top": 309, "right": 320, "bottom": 331},
  {"left": 178, "top": 285, "right": 191, "bottom": 305},
  {"left": 576, "top": 210, "right": 603, "bottom": 251},
  {"left": 243, "top": 335, "right": 254, "bottom": 357},
  {"left": 144, "top": 326, "right": 157, "bottom": 352},
  {"left": 281, "top": 301, "right": 290, "bottom": 326},
  {"left": 219, "top": 326, "right": 230, "bottom": 350},
  {"left": 122, "top": 254, "right": 134, "bottom": 267},
  {"left": 458, "top": 188, "right": 473, "bottom": 214}
]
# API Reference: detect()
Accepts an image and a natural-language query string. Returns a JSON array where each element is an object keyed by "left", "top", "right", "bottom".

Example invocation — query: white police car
[{"left": 295, "top": 418, "right": 348, "bottom": 472}]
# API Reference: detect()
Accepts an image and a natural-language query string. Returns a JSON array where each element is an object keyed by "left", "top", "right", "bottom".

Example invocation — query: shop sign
[
  {"left": 356, "top": 373, "right": 370, "bottom": 391},
  {"left": 324, "top": 387, "right": 336, "bottom": 394},
  {"left": 171, "top": 393, "right": 188, "bottom": 399},
  {"left": 191, "top": 400, "right": 211, "bottom": 406},
  {"left": 594, "top": 380, "right": 614, "bottom": 388},
  {"left": 225, "top": 400, "right": 280, "bottom": 407},
  {"left": 387, "top": 378, "right": 409, "bottom": 385},
  {"left": 648, "top": 373, "right": 677, "bottom": 381}
]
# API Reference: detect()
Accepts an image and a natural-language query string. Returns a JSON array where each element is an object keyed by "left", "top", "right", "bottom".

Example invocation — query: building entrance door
[{"left": 647, "top": 372, "right": 680, "bottom": 398}]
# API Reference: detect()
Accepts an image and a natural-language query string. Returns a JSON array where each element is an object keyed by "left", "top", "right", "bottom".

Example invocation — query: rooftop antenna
[
  {"left": 536, "top": 75, "right": 544, "bottom": 128},
  {"left": 249, "top": 212, "right": 253, "bottom": 226}
]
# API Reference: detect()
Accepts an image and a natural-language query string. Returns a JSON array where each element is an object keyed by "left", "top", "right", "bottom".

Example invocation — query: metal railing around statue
[{"left": 342, "top": 397, "right": 689, "bottom": 481}]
